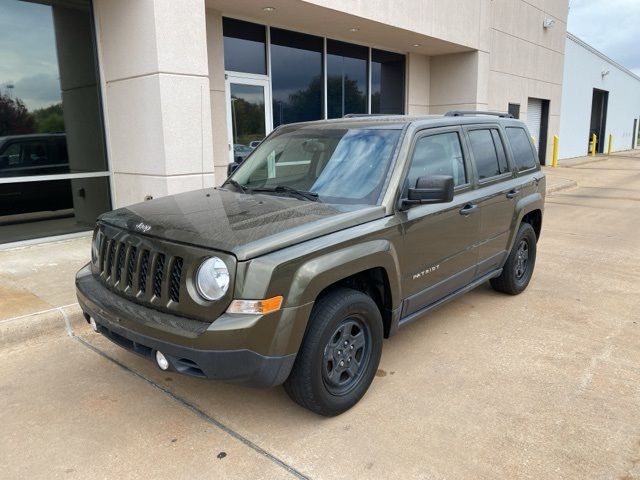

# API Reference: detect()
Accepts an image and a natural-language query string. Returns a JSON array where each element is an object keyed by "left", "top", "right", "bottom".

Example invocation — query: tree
[
  {"left": 0, "top": 93, "right": 35, "bottom": 136},
  {"left": 32, "top": 103, "right": 64, "bottom": 133}
]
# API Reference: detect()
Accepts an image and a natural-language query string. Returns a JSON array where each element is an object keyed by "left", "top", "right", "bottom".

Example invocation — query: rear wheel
[
  {"left": 490, "top": 222, "right": 537, "bottom": 295},
  {"left": 284, "top": 288, "right": 383, "bottom": 416}
]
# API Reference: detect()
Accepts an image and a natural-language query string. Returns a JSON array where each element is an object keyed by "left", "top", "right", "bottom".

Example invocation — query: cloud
[
  {"left": 0, "top": 1, "right": 60, "bottom": 110},
  {"left": 567, "top": 0, "right": 640, "bottom": 74},
  {"left": 2, "top": 73, "right": 61, "bottom": 110}
]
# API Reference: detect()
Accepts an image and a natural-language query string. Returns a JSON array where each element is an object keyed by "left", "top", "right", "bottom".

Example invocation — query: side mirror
[{"left": 404, "top": 175, "right": 454, "bottom": 207}]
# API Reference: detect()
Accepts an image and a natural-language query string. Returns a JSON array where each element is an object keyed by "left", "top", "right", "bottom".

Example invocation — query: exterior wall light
[{"left": 543, "top": 18, "right": 555, "bottom": 29}]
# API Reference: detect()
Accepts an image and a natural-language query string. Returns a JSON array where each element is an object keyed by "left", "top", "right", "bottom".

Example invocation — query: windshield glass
[{"left": 228, "top": 127, "right": 401, "bottom": 204}]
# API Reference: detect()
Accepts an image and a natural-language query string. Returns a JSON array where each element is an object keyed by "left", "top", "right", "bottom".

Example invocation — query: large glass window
[
  {"left": 222, "top": 18, "right": 266, "bottom": 75},
  {"left": 327, "top": 40, "right": 368, "bottom": 119},
  {"left": 220, "top": 19, "right": 408, "bottom": 130},
  {"left": 0, "top": 0, "right": 110, "bottom": 244},
  {"left": 371, "top": 49, "right": 406, "bottom": 115},
  {"left": 270, "top": 28, "right": 323, "bottom": 127}
]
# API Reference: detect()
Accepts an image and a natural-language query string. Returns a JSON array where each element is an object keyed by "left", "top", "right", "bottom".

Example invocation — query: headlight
[
  {"left": 195, "top": 257, "right": 230, "bottom": 301},
  {"left": 91, "top": 229, "right": 101, "bottom": 264}
]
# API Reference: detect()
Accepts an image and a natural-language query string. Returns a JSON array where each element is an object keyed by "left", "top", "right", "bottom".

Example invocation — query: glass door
[{"left": 225, "top": 75, "right": 272, "bottom": 164}]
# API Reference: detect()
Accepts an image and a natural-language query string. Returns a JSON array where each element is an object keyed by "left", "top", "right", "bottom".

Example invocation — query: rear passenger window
[
  {"left": 468, "top": 129, "right": 508, "bottom": 180},
  {"left": 506, "top": 127, "right": 537, "bottom": 170}
]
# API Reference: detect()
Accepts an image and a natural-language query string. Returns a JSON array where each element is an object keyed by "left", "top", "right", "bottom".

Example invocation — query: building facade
[
  {"left": 558, "top": 33, "right": 640, "bottom": 159},
  {"left": 1, "top": 0, "right": 569, "bottom": 245}
]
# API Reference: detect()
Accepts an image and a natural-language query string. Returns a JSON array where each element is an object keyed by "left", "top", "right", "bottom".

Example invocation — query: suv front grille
[
  {"left": 92, "top": 223, "right": 234, "bottom": 323},
  {"left": 96, "top": 229, "right": 184, "bottom": 307}
]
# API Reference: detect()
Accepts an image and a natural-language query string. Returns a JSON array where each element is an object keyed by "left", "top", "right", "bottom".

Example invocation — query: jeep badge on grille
[{"left": 135, "top": 222, "right": 151, "bottom": 233}]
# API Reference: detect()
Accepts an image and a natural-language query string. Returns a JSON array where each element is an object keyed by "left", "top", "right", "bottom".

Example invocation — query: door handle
[
  {"left": 506, "top": 189, "right": 519, "bottom": 199},
  {"left": 459, "top": 204, "right": 478, "bottom": 216}
]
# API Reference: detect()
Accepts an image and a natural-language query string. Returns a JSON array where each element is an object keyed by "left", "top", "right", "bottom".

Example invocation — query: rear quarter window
[{"left": 506, "top": 127, "right": 537, "bottom": 171}]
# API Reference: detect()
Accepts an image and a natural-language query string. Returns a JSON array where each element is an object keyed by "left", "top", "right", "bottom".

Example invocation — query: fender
[
  {"left": 505, "top": 191, "right": 544, "bottom": 253},
  {"left": 284, "top": 239, "right": 402, "bottom": 310}
]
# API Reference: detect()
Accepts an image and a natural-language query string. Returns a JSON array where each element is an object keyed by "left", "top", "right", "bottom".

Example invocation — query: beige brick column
[{"left": 93, "top": 0, "right": 215, "bottom": 208}]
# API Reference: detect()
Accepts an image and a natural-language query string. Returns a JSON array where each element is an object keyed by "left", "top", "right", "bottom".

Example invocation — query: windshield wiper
[
  {"left": 251, "top": 185, "right": 321, "bottom": 202},
  {"left": 223, "top": 179, "right": 248, "bottom": 192}
]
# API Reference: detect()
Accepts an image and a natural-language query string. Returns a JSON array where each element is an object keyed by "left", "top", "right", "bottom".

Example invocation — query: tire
[
  {"left": 283, "top": 288, "right": 383, "bottom": 416},
  {"left": 490, "top": 222, "right": 537, "bottom": 295}
]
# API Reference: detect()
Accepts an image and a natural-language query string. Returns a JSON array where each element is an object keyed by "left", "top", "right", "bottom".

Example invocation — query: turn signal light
[{"left": 227, "top": 296, "right": 283, "bottom": 315}]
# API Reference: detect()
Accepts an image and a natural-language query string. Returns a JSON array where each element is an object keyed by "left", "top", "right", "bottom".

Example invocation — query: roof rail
[
  {"left": 444, "top": 110, "right": 514, "bottom": 119},
  {"left": 342, "top": 113, "right": 402, "bottom": 118}
]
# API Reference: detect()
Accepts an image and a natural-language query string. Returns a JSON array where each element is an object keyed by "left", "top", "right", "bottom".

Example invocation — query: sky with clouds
[
  {"left": 0, "top": 1, "right": 61, "bottom": 111},
  {"left": 567, "top": 0, "right": 640, "bottom": 76}
]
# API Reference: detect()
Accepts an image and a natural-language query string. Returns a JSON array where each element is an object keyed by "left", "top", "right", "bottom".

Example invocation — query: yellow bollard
[
  {"left": 607, "top": 134, "right": 613, "bottom": 155},
  {"left": 591, "top": 133, "right": 597, "bottom": 157},
  {"left": 552, "top": 135, "right": 559, "bottom": 168}
]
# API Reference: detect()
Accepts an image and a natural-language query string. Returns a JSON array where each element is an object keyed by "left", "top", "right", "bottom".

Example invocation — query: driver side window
[{"left": 406, "top": 131, "right": 466, "bottom": 190}]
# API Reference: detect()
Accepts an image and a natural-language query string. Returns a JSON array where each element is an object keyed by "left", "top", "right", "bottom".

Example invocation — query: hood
[{"left": 99, "top": 188, "right": 385, "bottom": 260}]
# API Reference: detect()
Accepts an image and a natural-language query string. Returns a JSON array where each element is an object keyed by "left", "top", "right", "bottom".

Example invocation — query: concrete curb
[
  {"left": 0, "top": 303, "right": 85, "bottom": 347},
  {"left": 546, "top": 177, "right": 578, "bottom": 195}
]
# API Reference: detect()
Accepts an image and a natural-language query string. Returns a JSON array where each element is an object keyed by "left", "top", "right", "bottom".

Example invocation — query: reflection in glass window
[
  {"left": 222, "top": 18, "right": 266, "bottom": 75},
  {"left": 229, "top": 83, "right": 266, "bottom": 147},
  {"left": 270, "top": 28, "right": 323, "bottom": 127},
  {"left": 0, "top": 0, "right": 110, "bottom": 244},
  {"left": 407, "top": 132, "right": 466, "bottom": 188},
  {"left": 506, "top": 127, "right": 538, "bottom": 171},
  {"left": 468, "top": 129, "right": 503, "bottom": 180},
  {"left": 327, "top": 40, "right": 368, "bottom": 119},
  {"left": 371, "top": 49, "right": 406, "bottom": 115},
  {"left": 231, "top": 127, "right": 401, "bottom": 204}
]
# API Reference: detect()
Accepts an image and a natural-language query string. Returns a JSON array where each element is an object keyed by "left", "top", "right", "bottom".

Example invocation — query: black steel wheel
[
  {"left": 491, "top": 221, "right": 537, "bottom": 295},
  {"left": 322, "top": 316, "right": 372, "bottom": 396},
  {"left": 284, "top": 288, "right": 383, "bottom": 416}
]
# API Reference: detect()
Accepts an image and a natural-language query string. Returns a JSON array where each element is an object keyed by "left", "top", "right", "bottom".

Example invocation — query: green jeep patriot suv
[{"left": 76, "top": 112, "right": 545, "bottom": 416}]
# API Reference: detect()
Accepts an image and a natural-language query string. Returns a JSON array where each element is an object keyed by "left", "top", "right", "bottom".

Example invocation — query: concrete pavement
[{"left": 1, "top": 152, "right": 639, "bottom": 479}]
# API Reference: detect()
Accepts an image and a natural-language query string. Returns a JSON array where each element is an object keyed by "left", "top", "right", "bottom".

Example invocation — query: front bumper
[{"left": 76, "top": 264, "right": 312, "bottom": 387}]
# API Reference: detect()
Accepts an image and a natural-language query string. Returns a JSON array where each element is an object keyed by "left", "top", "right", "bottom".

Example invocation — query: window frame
[
  {"left": 463, "top": 124, "right": 515, "bottom": 187},
  {"left": 395, "top": 126, "right": 472, "bottom": 207}
]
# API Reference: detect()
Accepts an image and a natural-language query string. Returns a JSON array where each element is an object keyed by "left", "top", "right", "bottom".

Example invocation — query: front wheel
[
  {"left": 284, "top": 288, "right": 383, "bottom": 416},
  {"left": 491, "top": 222, "right": 537, "bottom": 295}
]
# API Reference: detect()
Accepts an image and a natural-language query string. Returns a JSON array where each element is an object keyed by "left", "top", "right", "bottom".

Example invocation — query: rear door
[
  {"left": 398, "top": 127, "right": 481, "bottom": 319},
  {"left": 463, "top": 125, "right": 517, "bottom": 276}
]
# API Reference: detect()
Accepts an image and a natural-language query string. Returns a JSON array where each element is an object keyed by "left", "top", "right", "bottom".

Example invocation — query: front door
[
  {"left": 225, "top": 75, "right": 272, "bottom": 164},
  {"left": 398, "top": 127, "right": 481, "bottom": 320}
]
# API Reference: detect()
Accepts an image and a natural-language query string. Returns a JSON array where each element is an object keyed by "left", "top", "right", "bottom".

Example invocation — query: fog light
[
  {"left": 155, "top": 351, "right": 169, "bottom": 371},
  {"left": 89, "top": 317, "right": 98, "bottom": 332}
]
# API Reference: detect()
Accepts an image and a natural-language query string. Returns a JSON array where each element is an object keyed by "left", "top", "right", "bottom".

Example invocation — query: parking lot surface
[{"left": 1, "top": 153, "right": 639, "bottom": 479}]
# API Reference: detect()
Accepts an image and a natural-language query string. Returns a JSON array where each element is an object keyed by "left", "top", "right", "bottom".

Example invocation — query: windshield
[{"left": 228, "top": 127, "right": 401, "bottom": 205}]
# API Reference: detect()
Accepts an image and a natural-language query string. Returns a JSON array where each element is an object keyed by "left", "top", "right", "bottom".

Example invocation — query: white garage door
[{"left": 526, "top": 98, "right": 542, "bottom": 152}]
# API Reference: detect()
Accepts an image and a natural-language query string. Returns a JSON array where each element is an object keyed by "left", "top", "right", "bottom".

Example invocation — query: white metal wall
[{"left": 558, "top": 34, "right": 640, "bottom": 159}]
